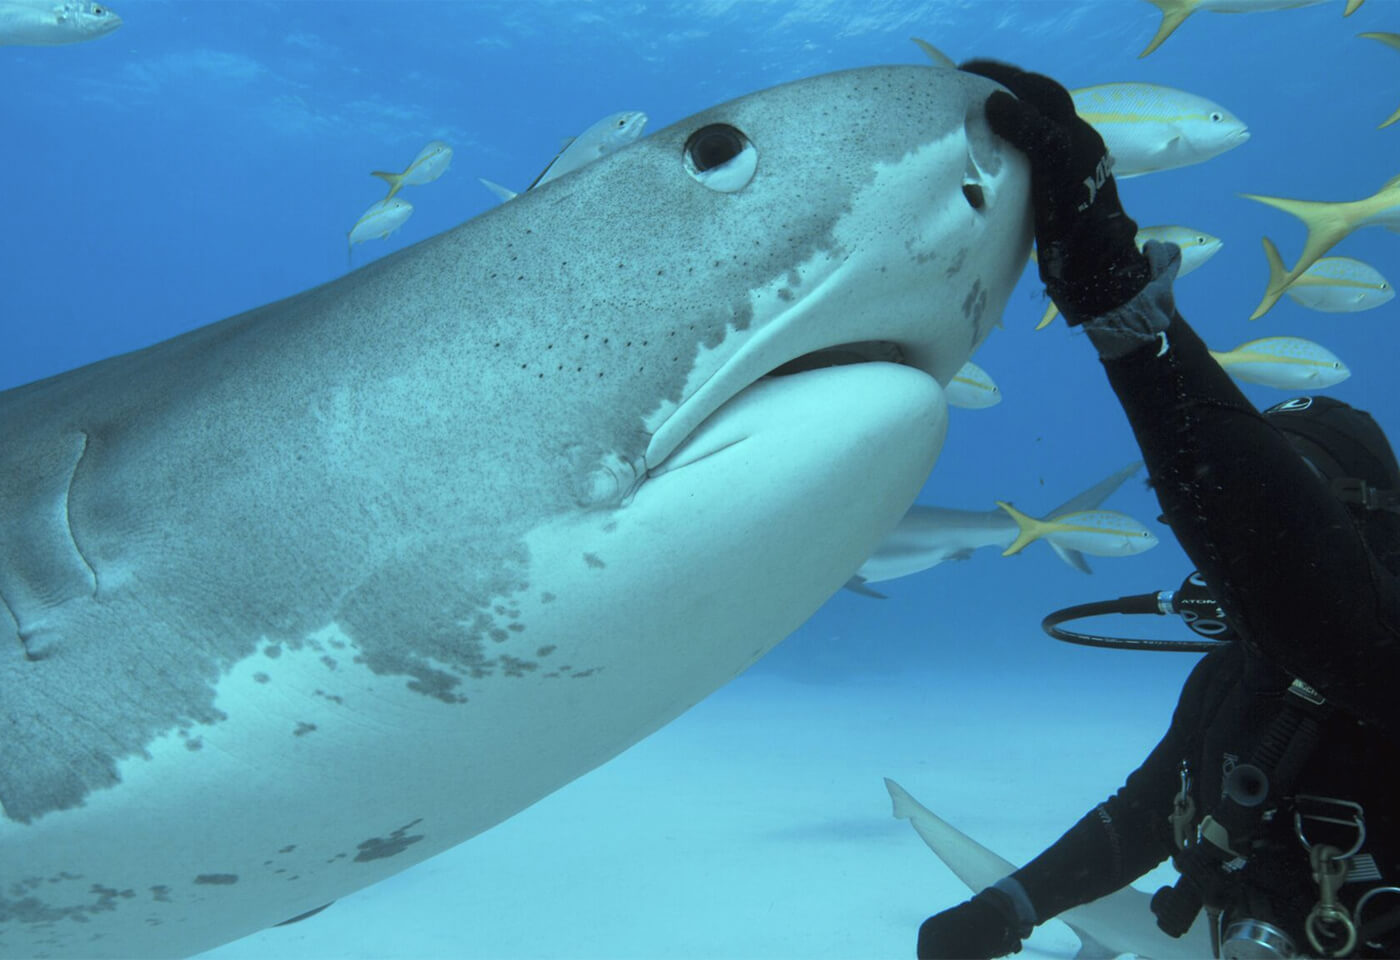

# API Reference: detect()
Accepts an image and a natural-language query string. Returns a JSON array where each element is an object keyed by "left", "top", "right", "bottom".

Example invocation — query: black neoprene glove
[
  {"left": 917, "top": 887, "right": 1025, "bottom": 960},
  {"left": 959, "top": 59, "right": 1151, "bottom": 324}
]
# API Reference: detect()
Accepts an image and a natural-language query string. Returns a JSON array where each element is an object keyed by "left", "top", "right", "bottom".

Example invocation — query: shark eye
[
  {"left": 961, "top": 183, "right": 985, "bottom": 210},
  {"left": 684, "top": 124, "right": 757, "bottom": 193}
]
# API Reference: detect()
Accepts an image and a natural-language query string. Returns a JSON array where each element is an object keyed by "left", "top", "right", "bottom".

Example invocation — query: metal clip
[
  {"left": 1170, "top": 761, "right": 1196, "bottom": 851},
  {"left": 1294, "top": 795, "right": 1366, "bottom": 860},
  {"left": 1306, "top": 844, "right": 1357, "bottom": 957},
  {"left": 1356, "top": 887, "right": 1400, "bottom": 949}
]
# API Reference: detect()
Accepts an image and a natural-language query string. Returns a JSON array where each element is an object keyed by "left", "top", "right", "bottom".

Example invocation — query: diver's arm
[
  {"left": 1086, "top": 247, "right": 1400, "bottom": 742},
  {"left": 956, "top": 58, "right": 1400, "bottom": 741},
  {"left": 917, "top": 646, "right": 1229, "bottom": 959},
  {"left": 1003, "top": 643, "right": 1228, "bottom": 923}
]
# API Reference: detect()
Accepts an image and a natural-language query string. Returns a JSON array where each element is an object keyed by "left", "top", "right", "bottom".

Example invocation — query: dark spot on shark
[
  {"left": 962, "top": 279, "right": 988, "bottom": 329},
  {"left": 150, "top": 885, "right": 171, "bottom": 903},
  {"left": 537, "top": 645, "right": 556, "bottom": 657},
  {"left": 583, "top": 553, "right": 605, "bottom": 569},
  {"left": 253, "top": 672, "right": 270, "bottom": 684},
  {"left": 313, "top": 690, "right": 343, "bottom": 705},
  {"left": 320, "top": 655, "right": 337, "bottom": 671},
  {"left": 293, "top": 722, "right": 316, "bottom": 737},
  {"left": 541, "top": 592, "right": 556, "bottom": 603},
  {"left": 184, "top": 737, "right": 203, "bottom": 752},
  {"left": 572, "top": 668, "right": 598, "bottom": 679},
  {"left": 278, "top": 845, "right": 296, "bottom": 854},
  {"left": 944, "top": 248, "right": 967, "bottom": 277},
  {"left": 193, "top": 874, "right": 237, "bottom": 886},
  {"left": 354, "top": 819, "right": 424, "bottom": 863},
  {"left": 499, "top": 656, "right": 537, "bottom": 677},
  {"left": 264, "top": 645, "right": 282, "bottom": 659}
]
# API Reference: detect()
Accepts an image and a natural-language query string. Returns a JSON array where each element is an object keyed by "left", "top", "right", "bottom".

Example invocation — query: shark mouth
[{"left": 766, "top": 341, "right": 907, "bottom": 377}]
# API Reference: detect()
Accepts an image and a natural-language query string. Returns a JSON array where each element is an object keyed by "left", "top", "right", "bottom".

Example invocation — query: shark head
[{"left": 625, "top": 64, "right": 1035, "bottom": 472}]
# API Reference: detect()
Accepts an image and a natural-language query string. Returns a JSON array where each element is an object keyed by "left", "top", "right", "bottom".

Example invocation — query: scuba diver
[{"left": 916, "top": 62, "right": 1400, "bottom": 959}]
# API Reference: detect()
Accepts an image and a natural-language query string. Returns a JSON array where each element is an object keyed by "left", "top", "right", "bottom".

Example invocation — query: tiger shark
[{"left": 0, "top": 64, "right": 1031, "bottom": 958}]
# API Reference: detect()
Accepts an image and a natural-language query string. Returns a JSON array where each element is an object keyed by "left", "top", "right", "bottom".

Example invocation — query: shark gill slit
[{"left": 65, "top": 430, "right": 99, "bottom": 597}]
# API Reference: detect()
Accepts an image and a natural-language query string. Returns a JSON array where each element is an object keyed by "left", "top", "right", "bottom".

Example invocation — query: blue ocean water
[{"left": 2, "top": 1, "right": 1395, "bottom": 957}]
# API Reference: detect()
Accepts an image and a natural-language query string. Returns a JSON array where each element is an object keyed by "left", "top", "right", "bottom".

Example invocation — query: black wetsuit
[{"left": 1006, "top": 310, "right": 1400, "bottom": 957}]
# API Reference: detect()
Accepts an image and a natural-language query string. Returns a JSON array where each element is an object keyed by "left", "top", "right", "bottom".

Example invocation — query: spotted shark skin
[{"left": 0, "top": 64, "right": 1030, "bottom": 957}]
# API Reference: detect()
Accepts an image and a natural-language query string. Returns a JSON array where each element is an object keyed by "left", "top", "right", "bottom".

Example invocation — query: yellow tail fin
[
  {"left": 1256, "top": 236, "right": 1290, "bottom": 316},
  {"left": 371, "top": 170, "right": 405, "bottom": 201},
  {"left": 1242, "top": 194, "right": 1355, "bottom": 319},
  {"left": 1140, "top": 0, "right": 1195, "bottom": 58},
  {"left": 995, "top": 501, "right": 1043, "bottom": 557}
]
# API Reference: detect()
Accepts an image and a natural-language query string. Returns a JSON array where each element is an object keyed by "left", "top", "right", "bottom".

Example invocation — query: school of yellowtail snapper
[{"left": 4, "top": 0, "right": 1395, "bottom": 587}]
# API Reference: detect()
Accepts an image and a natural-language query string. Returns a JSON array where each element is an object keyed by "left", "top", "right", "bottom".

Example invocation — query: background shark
[
  {"left": 887, "top": 778, "right": 1213, "bottom": 959},
  {"left": 0, "top": 64, "right": 1031, "bottom": 957}
]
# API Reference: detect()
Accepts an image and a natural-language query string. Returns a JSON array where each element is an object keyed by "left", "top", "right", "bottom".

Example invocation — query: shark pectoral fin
[
  {"left": 1060, "top": 920, "right": 1118, "bottom": 960},
  {"left": 843, "top": 576, "right": 888, "bottom": 600},
  {"left": 910, "top": 37, "right": 956, "bottom": 69},
  {"left": 885, "top": 778, "right": 1018, "bottom": 893},
  {"left": 1049, "top": 542, "right": 1093, "bottom": 574},
  {"left": 478, "top": 178, "right": 518, "bottom": 203}
]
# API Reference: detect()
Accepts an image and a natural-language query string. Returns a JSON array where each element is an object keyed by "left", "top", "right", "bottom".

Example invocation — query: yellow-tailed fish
[
  {"left": 1036, "top": 226, "right": 1223, "bottom": 329},
  {"left": 480, "top": 111, "right": 648, "bottom": 203},
  {"left": 945, "top": 361, "right": 1001, "bottom": 409},
  {"left": 371, "top": 141, "right": 453, "bottom": 201},
  {"left": 996, "top": 502, "right": 1158, "bottom": 558},
  {"left": 0, "top": 0, "right": 121, "bottom": 45},
  {"left": 1261, "top": 237, "right": 1393, "bottom": 312},
  {"left": 347, "top": 197, "right": 414, "bottom": 252},
  {"left": 1070, "top": 84, "right": 1248, "bottom": 178},
  {"left": 1209, "top": 336, "right": 1350, "bottom": 389},
  {"left": 1243, "top": 173, "right": 1400, "bottom": 318},
  {"left": 1138, "top": 0, "right": 1329, "bottom": 59},
  {"left": 1360, "top": 33, "right": 1400, "bottom": 128}
]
